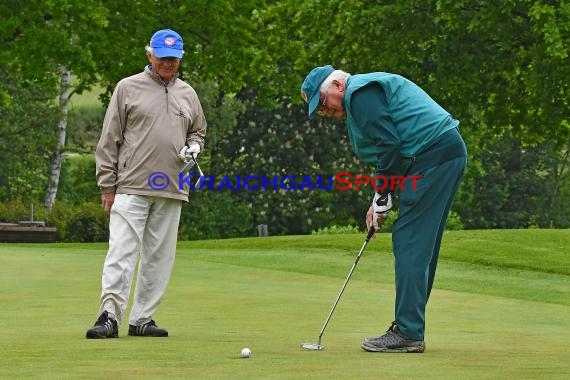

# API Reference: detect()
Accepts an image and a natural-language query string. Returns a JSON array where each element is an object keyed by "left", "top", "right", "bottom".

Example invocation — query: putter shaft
[{"left": 311, "top": 227, "right": 376, "bottom": 348}]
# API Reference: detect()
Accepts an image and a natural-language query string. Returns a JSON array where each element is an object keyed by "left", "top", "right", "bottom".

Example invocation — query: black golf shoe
[
  {"left": 86, "top": 311, "right": 118, "bottom": 339},
  {"left": 128, "top": 320, "right": 168, "bottom": 337},
  {"left": 361, "top": 322, "right": 425, "bottom": 353}
]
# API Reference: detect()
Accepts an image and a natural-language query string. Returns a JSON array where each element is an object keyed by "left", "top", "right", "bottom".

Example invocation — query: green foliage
[
  {"left": 454, "top": 136, "right": 570, "bottom": 229},
  {"left": 0, "top": 71, "right": 60, "bottom": 202},
  {"left": 431, "top": 0, "right": 570, "bottom": 148},
  {"left": 445, "top": 211, "right": 465, "bottom": 231},
  {"left": 178, "top": 191, "right": 254, "bottom": 240},
  {"left": 254, "top": 0, "right": 570, "bottom": 230},
  {"left": 256, "top": 0, "right": 569, "bottom": 148},
  {"left": 2, "top": 0, "right": 569, "bottom": 235},
  {"left": 215, "top": 89, "right": 372, "bottom": 235},
  {"left": 57, "top": 155, "right": 100, "bottom": 205},
  {"left": 64, "top": 202, "right": 109, "bottom": 242},
  {"left": 311, "top": 224, "right": 361, "bottom": 235},
  {"left": 0, "top": 198, "right": 108, "bottom": 242},
  {"left": 0, "top": 0, "right": 107, "bottom": 86},
  {"left": 66, "top": 104, "right": 104, "bottom": 152},
  {"left": 44, "top": 200, "right": 108, "bottom": 242},
  {"left": 89, "top": 0, "right": 270, "bottom": 103},
  {"left": 44, "top": 200, "right": 76, "bottom": 240},
  {"left": 0, "top": 199, "right": 37, "bottom": 223}
]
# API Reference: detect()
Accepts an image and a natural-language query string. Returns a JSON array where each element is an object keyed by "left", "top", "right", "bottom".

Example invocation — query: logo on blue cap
[{"left": 150, "top": 29, "right": 184, "bottom": 58}]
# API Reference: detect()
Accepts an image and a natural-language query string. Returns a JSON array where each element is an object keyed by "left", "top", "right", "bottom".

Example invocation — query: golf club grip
[{"left": 366, "top": 226, "right": 376, "bottom": 241}]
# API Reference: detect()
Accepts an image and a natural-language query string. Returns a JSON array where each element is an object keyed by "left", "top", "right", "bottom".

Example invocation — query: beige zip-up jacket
[{"left": 95, "top": 66, "right": 207, "bottom": 201}]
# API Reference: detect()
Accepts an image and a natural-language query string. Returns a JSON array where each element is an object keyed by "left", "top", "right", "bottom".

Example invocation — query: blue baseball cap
[
  {"left": 300, "top": 65, "right": 335, "bottom": 118},
  {"left": 149, "top": 29, "right": 184, "bottom": 58}
]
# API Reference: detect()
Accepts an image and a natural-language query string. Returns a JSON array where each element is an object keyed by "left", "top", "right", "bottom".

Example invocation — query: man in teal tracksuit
[{"left": 301, "top": 65, "right": 467, "bottom": 353}]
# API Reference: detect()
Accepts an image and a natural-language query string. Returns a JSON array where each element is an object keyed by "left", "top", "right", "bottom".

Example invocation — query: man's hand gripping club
[
  {"left": 178, "top": 144, "right": 201, "bottom": 173},
  {"left": 366, "top": 191, "right": 392, "bottom": 233},
  {"left": 178, "top": 144, "right": 201, "bottom": 162}
]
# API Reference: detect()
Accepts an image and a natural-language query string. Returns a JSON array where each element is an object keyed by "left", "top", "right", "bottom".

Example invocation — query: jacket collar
[{"left": 144, "top": 64, "right": 179, "bottom": 86}]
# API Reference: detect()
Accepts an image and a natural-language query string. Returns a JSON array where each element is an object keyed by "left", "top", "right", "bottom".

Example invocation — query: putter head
[
  {"left": 180, "top": 153, "right": 204, "bottom": 174},
  {"left": 191, "top": 153, "right": 204, "bottom": 178},
  {"left": 181, "top": 158, "right": 196, "bottom": 173},
  {"left": 180, "top": 153, "right": 205, "bottom": 188},
  {"left": 300, "top": 343, "right": 324, "bottom": 351}
]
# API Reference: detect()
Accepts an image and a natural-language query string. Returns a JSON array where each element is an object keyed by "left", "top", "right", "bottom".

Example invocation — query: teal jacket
[{"left": 344, "top": 73, "right": 459, "bottom": 176}]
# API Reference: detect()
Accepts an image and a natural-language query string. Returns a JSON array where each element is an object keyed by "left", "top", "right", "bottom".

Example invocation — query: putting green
[{"left": 0, "top": 231, "right": 568, "bottom": 379}]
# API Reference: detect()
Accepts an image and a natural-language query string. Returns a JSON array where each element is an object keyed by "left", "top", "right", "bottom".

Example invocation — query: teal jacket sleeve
[{"left": 350, "top": 83, "right": 402, "bottom": 184}]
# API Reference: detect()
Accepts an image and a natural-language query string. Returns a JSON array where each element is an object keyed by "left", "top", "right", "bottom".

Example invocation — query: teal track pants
[{"left": 391, "top": 153, "right": 467, "bottom": 341}]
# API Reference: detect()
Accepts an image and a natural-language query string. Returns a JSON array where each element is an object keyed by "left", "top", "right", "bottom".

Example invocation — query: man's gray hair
[
  {"left": 145, "top": 45, "right": 153, "bottom": 55},
  {"left": 320, "top": 70, "right": 351, "bottom": 93}
]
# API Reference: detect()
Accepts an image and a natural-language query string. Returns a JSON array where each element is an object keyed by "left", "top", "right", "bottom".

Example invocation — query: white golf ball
[{"left": 241, "top": 347, "right": 251, "bottom": 358}]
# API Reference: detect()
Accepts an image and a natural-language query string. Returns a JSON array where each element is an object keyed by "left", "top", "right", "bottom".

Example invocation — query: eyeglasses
[{"left": 316, "top": 92, "right": 328, "bottom": 116}]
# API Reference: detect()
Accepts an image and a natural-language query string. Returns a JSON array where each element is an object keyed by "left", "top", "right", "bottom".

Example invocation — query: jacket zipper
[{"left": 164, "top": 84, "right": 169, "bottom": 112}]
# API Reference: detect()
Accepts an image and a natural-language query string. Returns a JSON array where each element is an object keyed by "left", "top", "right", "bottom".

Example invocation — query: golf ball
[{"left": 241, "top": 347, "right": 251, "bottom": 358}]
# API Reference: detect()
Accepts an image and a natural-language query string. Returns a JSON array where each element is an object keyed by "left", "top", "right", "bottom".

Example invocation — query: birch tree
[
  {"left": 1, "top": 0, "right": 108, "bottom": 209},
  {"left": 44, "top": 66, "right": 72, "bottom": 209}
]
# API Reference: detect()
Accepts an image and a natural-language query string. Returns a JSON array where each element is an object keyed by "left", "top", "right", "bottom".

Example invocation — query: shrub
[
  {"left": 0, "top": 199, "right": 109, "bottom": 242},
  {"left": 311, "top": 225, "right": 362, "bottom": 235},
  {"left": 445, "top": 210, "right": 465, "bottom": 230},
  {"left": 178, "top": 191, "right": 254, "bottom": 240},
  {"left": 57, "top": 154, "right": 100, "bottom": 205},
  {"left": 43, "top": 200, "right": 77, "bottom": 240},
  {"left": 0, "top": 199, "right": 30, "bottom": 223},
  {"left": 65, "top": 202, "right": 109, "bottom": 242}
]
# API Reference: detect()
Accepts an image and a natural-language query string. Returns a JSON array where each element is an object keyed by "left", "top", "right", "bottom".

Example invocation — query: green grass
[{"left": 0, "top": 230, "right": 568, "bottom": 379}]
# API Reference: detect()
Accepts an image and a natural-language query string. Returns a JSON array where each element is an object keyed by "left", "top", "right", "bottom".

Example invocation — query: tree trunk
[{"left": 44, "top": 66, "right": 72, "bottom": 210}]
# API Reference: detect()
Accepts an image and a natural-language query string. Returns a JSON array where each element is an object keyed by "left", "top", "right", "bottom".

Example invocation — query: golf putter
[
  {"left": 181, "top": 152, "right": 204, "bottom": 188},
  {"left": 301, "top": 226, "right": 376, "bottom": 351}
]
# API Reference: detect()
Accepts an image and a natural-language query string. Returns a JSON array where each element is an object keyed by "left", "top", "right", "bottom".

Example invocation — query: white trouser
[{"left": 98, "top": 194, "right": 182, "bottom": 326}]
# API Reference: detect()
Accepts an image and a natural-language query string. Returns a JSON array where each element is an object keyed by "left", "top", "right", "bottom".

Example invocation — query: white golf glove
[
  {"left": 178, "top": 144, "right": 201, "bottom": 162},
  {"left": 371, "top": 191, "right": 392, "bottom": 229}
]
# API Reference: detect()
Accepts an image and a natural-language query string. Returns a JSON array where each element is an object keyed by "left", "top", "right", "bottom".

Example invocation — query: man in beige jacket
[{"left": 86, "top": 29, "right": 206, "bottom": 338}]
